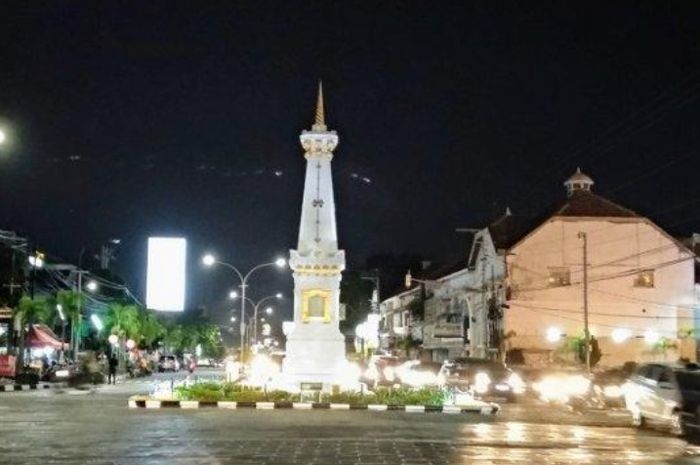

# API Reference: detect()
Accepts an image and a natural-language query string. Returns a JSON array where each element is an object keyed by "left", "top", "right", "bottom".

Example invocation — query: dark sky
[{"left": 1, "top": 1, "right": 700, "bottom": 324}]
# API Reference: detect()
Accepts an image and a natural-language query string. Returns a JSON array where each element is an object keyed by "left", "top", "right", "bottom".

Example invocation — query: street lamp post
[
  {"left": 203, "top": 254, "right": 285, "bottom": 359},
  {"left": 231, "top": 293, "right": 282, "bottom": 346}
]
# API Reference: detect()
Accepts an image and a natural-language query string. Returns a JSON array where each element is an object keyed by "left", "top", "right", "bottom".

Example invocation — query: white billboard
[{"left": 146, "top": 237, "right": 186, "bottom": 311}]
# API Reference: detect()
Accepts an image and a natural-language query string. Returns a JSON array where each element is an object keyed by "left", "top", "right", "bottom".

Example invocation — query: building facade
[
  {"left": 504, "top": 170, "right": 697, "bottom": 367},
  {"left": 381, "top": 169, "right": 698, "bottom": 367}
]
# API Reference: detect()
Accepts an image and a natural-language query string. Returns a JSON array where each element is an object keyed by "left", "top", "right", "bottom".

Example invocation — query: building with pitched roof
[
  {"left": 505, "top": 169, "right": 697, "bottom": 366},
  {"left": 380, "top": 168, "right": 698, "bottom": 367}
]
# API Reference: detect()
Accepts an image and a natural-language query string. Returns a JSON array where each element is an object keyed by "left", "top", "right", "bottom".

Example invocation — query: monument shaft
[{"left": 282, "top": 83, "right": 347, "bottom": 386}]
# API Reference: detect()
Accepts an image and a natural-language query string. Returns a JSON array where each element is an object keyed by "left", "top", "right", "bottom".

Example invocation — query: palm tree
[
  {"left": 12, "top": 296, "right": 50, "bottom": 370},
  {"left": 104, "top": 304, "right": 140, "bottom": 341},
  {"left": 55, "top": 290, "right": 84, "bottom": 357},
  {"left": 137, "top": 310, "right": 164, "bottom": 347}
]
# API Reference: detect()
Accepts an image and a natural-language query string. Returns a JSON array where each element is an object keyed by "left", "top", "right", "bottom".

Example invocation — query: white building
[{"left": 505, "top": 169, "right": 698, "bottom": 367}]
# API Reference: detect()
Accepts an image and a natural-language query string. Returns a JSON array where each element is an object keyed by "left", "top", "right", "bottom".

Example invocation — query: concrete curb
[
  {"left": 0, "top": 383, "right": 62, "bottom": 392},
  {"left": 127, "top": 397, "right": 499, "bottom": 415}
]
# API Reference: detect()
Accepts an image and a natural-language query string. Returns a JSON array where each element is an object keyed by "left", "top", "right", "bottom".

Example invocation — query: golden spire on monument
[{"left": 312, "top": 80, "right": 327, "bottom": 131}]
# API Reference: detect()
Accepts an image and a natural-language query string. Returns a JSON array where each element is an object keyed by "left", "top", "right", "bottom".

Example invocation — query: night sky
[{"left": 1, "top": 1, "right": 700, "bottom": 324}]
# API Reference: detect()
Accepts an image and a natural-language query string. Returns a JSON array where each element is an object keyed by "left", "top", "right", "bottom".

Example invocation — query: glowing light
[
  {"left": 202, "top": 254, "right": 216, "bottom": 266},
  {"left": 86, "top": 280, "right": 98, "bottom": 292},
  {"left": 28, "top": 255, "right": 44, "bottom": 268},
  {"left": 603, "top": 385, "right": 623, "bottom": 398},
  {"left": 56, "top": 304, "right": 65, "bottom": 322},
  {"left": 146, "top": 237, "right": 187, "bottom": 311},
  {"left": 474, "top": 372, "right": 491, "bottom": 394},
  {"left": 230, "top": 316, "right": 237, "bottom": 322},
  {"left": 248, "top": 355, "right": 280, "bottom": 386},
  {"left": 644, "top": 329, "right": 660, "bottom": 344},
  {"left": 229, "top": 290, "right": 238, "bottom": 299},
  {"left": 546, "top": 327, "right": 561, "bottom": 343},
  {"left": 532, "top": 374, "right": 591, "bottom": 402},
  {"left": 611, "top": 328, "right": 631, "bottom": 343},
  {"left": 275, "top": 258, "right": 286, "bottom": 268},
  {"left": 91, "top": 314, "right": 103, "bottom": 331},
  {"left": 275, "top": 293, "right": 283, "bottom": 299},
  {"left": 265, "top": 307, "right": 273, "bottom": 315},
  {"left": 0, "top": 129, "right": 5, "bottom": 145},
  {"left": 55, "top": 369, "right": 70, "bottom": 378},
  {"left": 126, "top": 339, "right": 136, "bottom": 350},
  {"left": 507, "top": 372, "right": 526, "bottom": 394},
  {"left": 108, "top": 334, "right": 118, "bottom": 345}
]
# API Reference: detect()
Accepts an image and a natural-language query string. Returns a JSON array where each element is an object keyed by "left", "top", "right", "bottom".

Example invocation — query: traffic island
[
  {"left": 0, "top": 383, "right": 65, "bottom": 392},
  {"left": 127, "top": 396, "right": 499, "bottom": 415}
]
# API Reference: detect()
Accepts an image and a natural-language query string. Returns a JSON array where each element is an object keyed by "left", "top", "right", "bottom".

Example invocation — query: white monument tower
[{"left": 282, "top": 83, "right": 347, "bottom": 386}]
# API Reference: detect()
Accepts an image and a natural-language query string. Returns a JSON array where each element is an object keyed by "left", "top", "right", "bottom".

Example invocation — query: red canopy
[{"left": 26, "top": 324, "right": 67, "bottom": 350}]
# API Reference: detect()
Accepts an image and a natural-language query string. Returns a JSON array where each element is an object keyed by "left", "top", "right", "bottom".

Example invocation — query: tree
[
  {"left": 55, "top": 290, "right": 84, "bottom": 356},
  {"left": 12, "top": 296, "right": 50, "bottom": 370},
  {"left": 137, "top": 310, "right": 164, "bottom": 348},
  {"left": 104, "top": 304, "right": 140, "bottom": 340}
]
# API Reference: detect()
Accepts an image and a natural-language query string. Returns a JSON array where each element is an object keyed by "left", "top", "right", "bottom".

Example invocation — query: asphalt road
[{"left": 0, "top": 369, "right": 698, "bottom": 465}]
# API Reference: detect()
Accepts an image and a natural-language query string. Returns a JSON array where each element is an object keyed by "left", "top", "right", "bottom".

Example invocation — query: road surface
[{"left": 0, "top": 369, "right": 697, "bottom": 464}]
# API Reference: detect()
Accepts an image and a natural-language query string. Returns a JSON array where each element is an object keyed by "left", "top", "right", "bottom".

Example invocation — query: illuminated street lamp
[
  {"left": 91, "top": 314, "right": 104, "bottom": 332},
  {"left": 202, "top": 253, "right": 286, "bottom": 356},
  {"left": 86, "top": 280, "right": 98, "bottom": 292},
  {"left": 230, "top": 293, "right": 283, "bottom": 345},
  {"left": 229, "top": 290, "right": 239, "bottom": 300},
  {"left": 108, "top": 334, "right": 118, "bottom": 345},
  {"left": 0, "top": 129, "right": 6, "bottom": 145}
]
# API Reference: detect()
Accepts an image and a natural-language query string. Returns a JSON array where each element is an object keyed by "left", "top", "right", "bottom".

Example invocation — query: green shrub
[
  {"left": 321, "top": 391, "right": 377, "bottom": 404},
  {"left": 373, "top": 387, "right": 445, "bottom": 406}
]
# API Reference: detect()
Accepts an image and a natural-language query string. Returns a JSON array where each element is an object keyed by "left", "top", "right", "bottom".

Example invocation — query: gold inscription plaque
[{"left": 301, "top": 289, "right": 332, "bottom": 323}]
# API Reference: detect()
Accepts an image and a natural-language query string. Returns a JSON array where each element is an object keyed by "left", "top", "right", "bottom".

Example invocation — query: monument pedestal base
[{"left": 282, "top": 333, "right": 346, "bottom": 391}]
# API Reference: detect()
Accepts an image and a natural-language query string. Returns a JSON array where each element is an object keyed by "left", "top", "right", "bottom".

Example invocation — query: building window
[
  {"left": 548, "top": 267, "right": 571, "bottom": 287},
  {"left": 634, "top": 270, "right": 654, "bottom": 288}
]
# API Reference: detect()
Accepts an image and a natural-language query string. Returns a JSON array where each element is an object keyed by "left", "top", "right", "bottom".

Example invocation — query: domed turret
[{"left": 564, "top": 167, "right": 594, "bottom": 196}]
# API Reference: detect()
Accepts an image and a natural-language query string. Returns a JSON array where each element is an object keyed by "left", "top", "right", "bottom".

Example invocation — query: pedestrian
[{"left": 108, "top": 354, "right": 118, "bottom": 385}]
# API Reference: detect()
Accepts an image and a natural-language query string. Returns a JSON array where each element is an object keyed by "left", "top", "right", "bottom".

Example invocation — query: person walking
[{"left": 108, "top": 354, "right": 118, "bottom": 384}]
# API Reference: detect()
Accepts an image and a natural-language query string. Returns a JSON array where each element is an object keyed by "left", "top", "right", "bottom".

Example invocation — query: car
[
  {"left": 440, "top": 357, "right": 525, "bottom": 401},
  {"left": 624, "top": 362, "right": 700, "bottom": 436},
  {"left": 396, "top": 360, "right": 444, "bottom": 388},
  {"left": 157, "top": 355, "right": 180, "bottom": 373}
]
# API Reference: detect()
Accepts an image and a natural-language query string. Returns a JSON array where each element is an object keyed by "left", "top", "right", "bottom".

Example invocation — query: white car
[{"left": 623, "top": 363, "right": 700, "bottom": 436}]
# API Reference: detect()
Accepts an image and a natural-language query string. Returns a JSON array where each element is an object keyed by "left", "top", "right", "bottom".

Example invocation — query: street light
[
  {"left": 230, "top": 292, "right": 283, "bottom": 346},
  {"left": 86, "top": 280, "right": 98, "bottom": 292},
  {"left": 0, "top": 129, "right": 6, "bottom": 145},
  {"left": 229, "top": 290, "right": 239, "bottom": 300},
  {"left": 201, "top": 253, "right": 287, "bottom": 357},
  {"left": 91, "top": 314, "right": 104, "bottom": 331}
]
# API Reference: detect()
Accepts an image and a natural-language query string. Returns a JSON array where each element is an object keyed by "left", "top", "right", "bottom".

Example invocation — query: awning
[{"left": 26, "top": 324, "right": 67, "bottom": 350}]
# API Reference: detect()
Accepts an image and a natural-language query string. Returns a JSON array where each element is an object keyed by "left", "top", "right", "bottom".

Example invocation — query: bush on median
[{"left": 174, "top": 382, "right": 446, "bottom": 406}]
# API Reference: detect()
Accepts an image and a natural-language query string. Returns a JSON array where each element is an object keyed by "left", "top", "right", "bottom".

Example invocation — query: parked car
[
  {"left": 624, "top": 362, "right": 700, "bottom": 436},
  {"left": 440, "top": 358, "right": 525, "bottom": 402},
  {"left": 157, "top": 355, "right": 180, "bottom": 373}
]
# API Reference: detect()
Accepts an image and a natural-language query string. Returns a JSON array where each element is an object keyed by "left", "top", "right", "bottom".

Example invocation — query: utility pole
[{"left": 578, "top": 232, "right": 591, "bottom": 374}]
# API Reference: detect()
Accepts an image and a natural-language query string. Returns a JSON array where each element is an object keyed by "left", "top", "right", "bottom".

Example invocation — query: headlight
[
  {"left": 474, "top": 372, "right": 491, "bottom": 394},
  {"left": 603, "top": 385, "right": 623, "bottom": 398},
  {"left": 55, "top": 369, "right": 70, "bottom": 378},
  {"left": 507, "top": 373, "right": 526, "bottom": 394}
]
